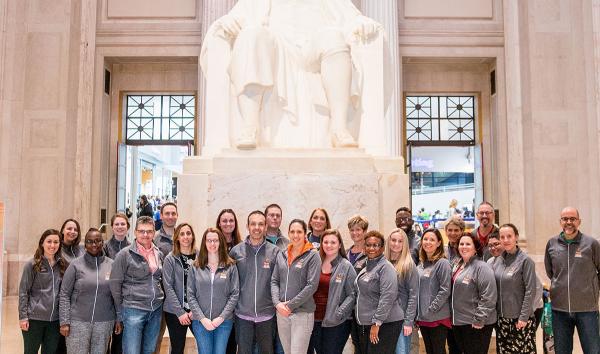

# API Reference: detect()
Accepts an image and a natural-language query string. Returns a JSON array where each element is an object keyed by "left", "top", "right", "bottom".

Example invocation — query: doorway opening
[
  {"left": 405, "top": 95, "right": 483, "bottom": 231},
  {"left": 116, "top": 94, "right": 196, "bottom": 227}
]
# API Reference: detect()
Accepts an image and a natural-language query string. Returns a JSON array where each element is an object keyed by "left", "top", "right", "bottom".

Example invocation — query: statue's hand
[
  {"left": 220, "top": 15, "right": 242, "bottom": 38},
  {"left": 352, "top": 16, "right": 379, "bottom": 41}
]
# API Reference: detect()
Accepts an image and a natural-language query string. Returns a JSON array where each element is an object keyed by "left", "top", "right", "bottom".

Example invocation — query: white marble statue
[{"left": 201, "top": 0, "right": 391, "bottom": 151}]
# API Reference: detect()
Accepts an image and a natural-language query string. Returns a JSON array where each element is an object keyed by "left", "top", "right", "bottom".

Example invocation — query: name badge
[
  {"left": 506, "top": 271, "right": 514, "bottom": 277},
  {"left": 263, "top": 260, "right": 270, "bottom": 269},
  {"left": 423, "top": 269, "right": 432, "bottom": 278},
  {"left": 295, "top": 261, "right": 303, "bottom": 269},
  {"left": 362, "top": 275, "right": 370, "bottom": 282},
  {"left": 335, "top": 274, "right": 343, "bottom": 283},
  {"left": 220, "top": 272, "right": 227, "bottom": 279},
  {"left": 105, "top": 272, "right": 111, "bottom": 280},
  {"left": 462, "top": 276, "right": 471, "bottom": 285},
  {"left": 575, "top": 248, "right": 583, "bottom": 258}
]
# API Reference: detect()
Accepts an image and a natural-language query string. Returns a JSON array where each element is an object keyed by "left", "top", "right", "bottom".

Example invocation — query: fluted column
[
  {"left": 361, "top": 0, "right": 401, "bottom": 156},
  {"left": 198, "top": 0, "right": 237, "bottom": 154}
]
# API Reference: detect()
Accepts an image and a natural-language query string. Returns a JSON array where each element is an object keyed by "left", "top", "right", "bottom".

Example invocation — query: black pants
[
  {"left": 307, "top": 320, "right": 351, "bottom": 354},
  {"left": 420, "top": 325, "right": 448, "bottom": 354},
  {"left": 452, "top": 324, "right": 494, "bottom": 354},
  {"left": 447, "top": 327, "right": 462, "bottom": 354},
  {"left": 353, "top": 320, "right": 402, "bottom": 354},
  {"left": 107, "top": 331, "right": 122, "bottom": 354},
  {"left": 22, "top": 319, "right": 61, "bottom": 354},
  {"left": 235, "top": 316, "right": 276, "bottom": 354},
  {"left": 226, "top": 325, "right": 237, "bottom": 354},
  {"left": 164, "top": 311, "right": 194, "bottom": 354}
]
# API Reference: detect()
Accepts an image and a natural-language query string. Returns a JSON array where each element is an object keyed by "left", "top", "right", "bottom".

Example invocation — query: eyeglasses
[
  {"left": 488, "top": 243, "right": 501, "bottom": 249},
  {"left": 560, "top": 217, "right": 579, "bottom": 223},
  {"left": 85, "top": 239, "right": 103, "bottom": 245},
  {"left": 136, "top": 229, "right": 154, "bottom": 235},
  {"left": 477, "top": 211, "right": 494, "bottom": 216},
  {"left": 206, "top": 239, "right": 219, "bottom": 244},
  {"left": 365, "top": 243, "right": 382, "bottom": 249},
  {"left": 396, "top": 217, "right": 411, "bottom": 222}
]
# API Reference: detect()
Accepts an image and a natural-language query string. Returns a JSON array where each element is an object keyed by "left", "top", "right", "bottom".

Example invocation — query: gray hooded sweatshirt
[
  {"left": 230, "top": 238, "right": 280, "bottom": 319},
  {"left": 19, "top": 257, "right": 63, "bottom": 321},
  {"left": 451, "top": 257, "right": 497, "bottom": 326},
  {"left": 416, "top": 258, "right": 451, "bottom": 322},
  {"left": 397, "top": 265, "right": 419, "bottom": 327},
  {"left": 59, "top": 252, "right": 116, "bottom": 325},
  {"left": 492, "top": 248, "right": 537, "bottom": 321},
  {"left": 544, "top": 232, "right": 600, "bottom": 312},
  {"left": 271, "top": 244, "right": 321, "bottom": 313},
  {"left": 321, "top": 256, "right": 357, "bottom": 327},
  {"left": 153, "top": 227, "right": 173, "bottom": 259},
  {"left": 103, "top": 236, "right": 131, "bottom": 260},
  {"left": 188, "top": 263, "right": 240, "bottom": 320},
  {"left": 109, "top": 242, "right": 164, "bottom": 321},
  {"left": 354, "top": 254, "right": 401, "bottom": 326},
  {"left": 162, "top": 252, "right": 196, "bottom": 316},
  {"left": 62, "top": 244, "right": 84, "bottom": 264}
]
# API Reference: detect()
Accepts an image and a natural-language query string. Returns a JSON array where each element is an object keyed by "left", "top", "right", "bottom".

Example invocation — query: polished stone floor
[{"left": 0, "top": 295, "right": 582, "bottom": 353}]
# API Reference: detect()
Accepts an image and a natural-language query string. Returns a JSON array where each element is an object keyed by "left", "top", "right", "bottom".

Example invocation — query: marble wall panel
[
  {"left": 28, "top": 119, "right": 60, "bottom": 149},
  {"left": 107, "top": 0, "right": 197, "bottom": 19},
  {"left": 404, "top": 0, "right": 493, "bottom": 19},
  {"left": 24, "top": 32, "right": 62, "bottom": 110},
  {"left": 27, "top": 0, "right": 69, "bottom": 24},
  {"left": 532, "top": 0, "right": 571, "bottom": 32}
]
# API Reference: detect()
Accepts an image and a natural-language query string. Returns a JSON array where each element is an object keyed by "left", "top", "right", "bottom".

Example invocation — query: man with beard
[
  {"left": 470, "top": 202, "right": 498, "bottom": 261},
  {"left": 544, "top": 207, "right": 600, "bottom": 354},
  {"left": 395, "top": 207, "right": 420, "bottom": 266}
]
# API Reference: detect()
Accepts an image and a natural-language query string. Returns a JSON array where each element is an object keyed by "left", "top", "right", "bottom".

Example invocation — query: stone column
[
  {"left": 361, "top": 0, "right": 401, "bottom": 157},
  {"left": 198, "top": 0, "right": 237, "bottom": 154}
]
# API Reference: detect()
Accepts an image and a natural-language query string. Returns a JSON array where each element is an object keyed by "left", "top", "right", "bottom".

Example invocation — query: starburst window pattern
[
  {"left": 126, "top": 95, "right": 196, "bottom": 144},
  {"left": 405, "top": 96, "right": 475, "bottom": 144}
]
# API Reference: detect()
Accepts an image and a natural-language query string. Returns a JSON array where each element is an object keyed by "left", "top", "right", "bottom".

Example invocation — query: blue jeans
[
  {"left": 192, "top": 319, "right": 234, "bottom": 354},
  {"left": 552, "top": 310, "right": 600, "bottom": 354},
  {"left": 395, "top": 327, "right": 411, "bottom": 354},
  {"left": 122, "top": 306, "right": 163, "bottom": 354}
]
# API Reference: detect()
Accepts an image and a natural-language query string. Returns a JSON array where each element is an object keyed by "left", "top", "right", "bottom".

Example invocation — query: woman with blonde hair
[{"left": 385, "top": 228, "right": 418, "bottom": 354}]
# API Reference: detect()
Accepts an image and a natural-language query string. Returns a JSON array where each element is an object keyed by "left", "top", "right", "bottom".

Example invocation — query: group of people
[{"left": 18, "top": 201, "right": 600, "bottom": 354}]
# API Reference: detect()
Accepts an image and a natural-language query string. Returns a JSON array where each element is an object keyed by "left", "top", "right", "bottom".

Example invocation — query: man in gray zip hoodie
[
  {"left": 230, "top": 210, "right": 280, "bottom": 354},
  {"left": 544, "top": 207, "right": 600, "bottom": 354},
  {"left": 110, "top": 216, "right": 165, "bottom": 354}
]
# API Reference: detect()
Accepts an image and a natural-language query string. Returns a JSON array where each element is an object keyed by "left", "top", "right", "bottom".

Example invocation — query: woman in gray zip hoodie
[
  {"left": 451, "top": 233, "right": 497, "bottom": 354},
  {"left": 271, "top": 219, "right": 321, "bottom": 354},
  {"left": 19, "top": 229, "right": 67, "bottom": 354},
  {"left": 60, "top": 218, "right": 84, "bottom": 264},
  {"left": 307, "top": 229, "right": 357, "bottom": 354},
  {"left": 492, "top": 224, "right": 537, "bottom": 354},
  {"left": 416, "top": 228, "right": 452, "bottom": 354},
  {"left": 162, "top": 223, "right": 198, "bottom": 354},
  {"left": 59, "top": 228, "right": 119, "bottom": 354},
  {"left": 354, "top": 230, "right": 402, "bottom": 354},
  {"left": 188, "top": 227, "right": 239, "bottom": 354}
]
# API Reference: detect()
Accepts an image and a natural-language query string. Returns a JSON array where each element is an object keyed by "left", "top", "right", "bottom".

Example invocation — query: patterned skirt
[{"left": 496, "top": 316, "right": 537, "bottom": 354}]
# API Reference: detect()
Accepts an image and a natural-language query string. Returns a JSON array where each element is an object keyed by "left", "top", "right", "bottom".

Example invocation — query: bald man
[{"left": 544, "top": 207, "right": 600, "bottom": 354}]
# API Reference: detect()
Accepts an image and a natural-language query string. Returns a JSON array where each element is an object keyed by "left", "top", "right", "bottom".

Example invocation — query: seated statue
[{"left": 201, "top": 0, "right": 391, "bottom": 150}]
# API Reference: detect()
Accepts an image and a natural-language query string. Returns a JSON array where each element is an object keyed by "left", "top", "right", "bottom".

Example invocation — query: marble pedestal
[{"left": 177, "top": 149, "right": 409, "bottom": 245}]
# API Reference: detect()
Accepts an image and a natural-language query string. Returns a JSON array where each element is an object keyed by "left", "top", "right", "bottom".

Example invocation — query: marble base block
[{"left": 177, "top": 149, "right": 409, "bottom": 245}]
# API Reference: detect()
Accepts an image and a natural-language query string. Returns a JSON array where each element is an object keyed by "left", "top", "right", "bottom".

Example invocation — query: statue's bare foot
[
  {"left": 236, "top": 129, "right": 257, "bottom": 150},
  {"left": 332, "top": 130, "right": 358, "bottom": 148}
]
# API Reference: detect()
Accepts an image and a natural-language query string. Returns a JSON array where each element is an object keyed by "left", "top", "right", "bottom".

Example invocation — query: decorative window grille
[
  {"left": 405, "top": 96, "right": 475, "bottom": 145},
  {"left": 125, "top": 95, "right": 196, "bottom": 145}
]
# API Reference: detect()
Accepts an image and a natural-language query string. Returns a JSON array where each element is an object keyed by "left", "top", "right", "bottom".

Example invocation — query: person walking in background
[
  {"left": 416, "top": 228, "right": 452, "bottom": 354},
  {"left": 138, "top": 195, "right": 154, "bottom": 218},
  {"left": 385, "top": 228, "right": 418, "bottom": 354},
  {"left": 544, "top": 207, "right": 600, "bottom": 354},
  {"left": 162, "top": 223, "right": 198, "bottom": 354},
  {"left": 271, "top": 219, "right": 320, "bottom": 353},
  {"left": 19, "top": 229, "right": 67, "bottom": 354},
  {"left": 451, "top": 233, "right": 497, "bottom": 354},
  {"left": 188, "top": 228, "right": 239, "bottom": 354},
  {"left": 307, "top": 229, "right": 356, "bottom": 354},
  {"left": 59, "top": 228, "right": 119, "bottom": 354},
  {"left": 492, "top": 224, "right": 537, "bottom": 354}
]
